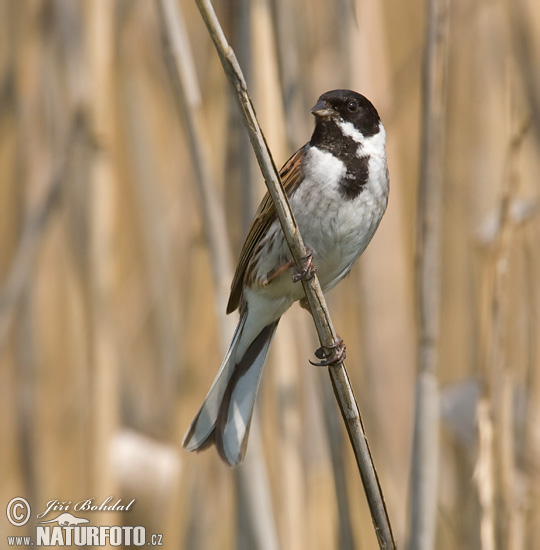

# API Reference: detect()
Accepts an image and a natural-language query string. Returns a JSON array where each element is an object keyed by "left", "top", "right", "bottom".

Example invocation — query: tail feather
[
  {"left": 215, "top": 321, "right": 278, "bottom": 465},
  {"left": 182, "top": 317, "right": 279, "bottom": 466},
  {"left": 182, "top": 314, "right": 247, "bottom": 451}
]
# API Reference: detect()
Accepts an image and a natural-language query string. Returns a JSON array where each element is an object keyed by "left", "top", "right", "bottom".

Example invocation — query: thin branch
[{"left": 194, "top": 0, "right": 395, "bottom": 547}]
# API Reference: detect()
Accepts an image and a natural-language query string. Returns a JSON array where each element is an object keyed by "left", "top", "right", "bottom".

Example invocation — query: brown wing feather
[{"left": 226, "top": 145, "right": 307, "bottom": 314}]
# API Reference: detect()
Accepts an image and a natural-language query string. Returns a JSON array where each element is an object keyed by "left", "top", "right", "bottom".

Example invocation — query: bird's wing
[{"left": 226, "top": 145, "right": 307, "bottom": 314}]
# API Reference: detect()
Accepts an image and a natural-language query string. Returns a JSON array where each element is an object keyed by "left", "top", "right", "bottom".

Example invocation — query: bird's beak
[{"left": 311, "top": 99, "right": 333, "bottom": 118}]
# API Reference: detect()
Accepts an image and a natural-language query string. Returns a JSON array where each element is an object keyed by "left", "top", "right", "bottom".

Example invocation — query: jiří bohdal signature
[{"left": 36, "top": 496, "right": 135, "bottom": 520}]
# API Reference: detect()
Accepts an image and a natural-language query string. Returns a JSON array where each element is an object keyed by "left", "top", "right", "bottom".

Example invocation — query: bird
[{"left": 183, "top": 89, "right": 389, "bottom": 466}]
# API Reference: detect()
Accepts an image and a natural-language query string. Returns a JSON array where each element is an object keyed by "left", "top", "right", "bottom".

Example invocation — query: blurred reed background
[{"left": 0, "top": 0, "right": 539, "bottom": 549}]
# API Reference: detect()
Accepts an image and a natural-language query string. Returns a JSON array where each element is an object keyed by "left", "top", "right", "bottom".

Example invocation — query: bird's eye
[{"left": 347, "top": 100, "right": 359, "bottom": 112}]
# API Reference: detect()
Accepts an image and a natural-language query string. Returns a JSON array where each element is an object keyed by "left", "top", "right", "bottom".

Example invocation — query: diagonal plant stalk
[
  {"left": 195, "top": 0, "right": 395, "bottom": 547},
  {"left": 156, "top": 2, "right": 279, "bottom": 549}
]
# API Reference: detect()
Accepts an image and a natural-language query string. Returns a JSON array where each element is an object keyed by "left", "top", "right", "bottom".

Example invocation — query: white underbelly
[{"left": 253, "top": 146, "right": 388, "bottom": 301}]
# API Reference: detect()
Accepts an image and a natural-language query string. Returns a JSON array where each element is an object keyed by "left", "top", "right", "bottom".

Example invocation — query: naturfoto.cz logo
[{"left": 6, "top": 497, "right": 164, "bottom": 547}]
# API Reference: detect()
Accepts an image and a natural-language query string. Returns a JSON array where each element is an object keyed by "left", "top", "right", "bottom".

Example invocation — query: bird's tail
[{"left": 182, "top": 314, "right": 279, "bottom": 466}]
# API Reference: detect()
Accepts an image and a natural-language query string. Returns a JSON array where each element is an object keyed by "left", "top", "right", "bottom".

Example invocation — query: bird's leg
[
  {"left": 264, "top": 259, "right": 295, "bottom": 286},
  {"left": 292, "top": 247, "right": 317, "bottom": 283},
  {"left": 309, "top": 336, "right": 346, "bottom": 367},
  {"left": 264, "top": 247, "right": 316, "bottom": 286}
]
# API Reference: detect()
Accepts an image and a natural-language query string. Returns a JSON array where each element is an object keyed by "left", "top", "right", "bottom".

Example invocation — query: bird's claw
[
  {"left": 309, "top": 337, "right": 346, "bottom": 366},
  {"left": 292, "top": 247, "right": 317, "bottom": 283}
]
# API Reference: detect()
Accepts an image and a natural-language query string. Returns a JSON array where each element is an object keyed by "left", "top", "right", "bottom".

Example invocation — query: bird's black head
[{"left": 311, "top": 89, "right": 380, "bottom": 138}]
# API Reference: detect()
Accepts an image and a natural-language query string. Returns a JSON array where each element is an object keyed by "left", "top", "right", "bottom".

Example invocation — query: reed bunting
[{"left": 183, "top": 89, "right": 389, "bottom": 466}]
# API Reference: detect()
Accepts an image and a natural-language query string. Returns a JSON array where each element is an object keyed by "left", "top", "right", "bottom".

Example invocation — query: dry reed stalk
[
  {"left": 480, "top": 117, "right": 530, "bottom": 550},
  {"left": 319, "top": 5, "right": 391, "bottom": 546},
  {"left": 5, "top": 10, "right": 55, "bottom": 513},
  {"left": 351, "top": 1, "right": 416, "bottom": 542},
  {"left": 86, "top": 0, "right": 119, "bottom": 508},
  {"left": 269, "top": 1, "right": 352, "bottom": 544},
  {"left": 497, "top": 123, "right": 530, "bottom": 550},
  {"left": 474, "top": 397, "right": 495, "bottom": 550},
  {"left": 268, "top": 0, "right": 306, "bottom": 149},
  {"left": 319, "top": 375, "right": 356, "bottom": 550},
  {"left": 499, "top": 372, "right": 522, "bottom": 550},
  {"left": 501, "top": 10, "right": 540, "bottom": 546},
  {"left": 233, "top": 5, "right": 285, "bottom": 547},
  {"left": 252, "top": 2, "right": 307, "bottom": 548},
  {"left": 229, "top": 0, "right": 256, "bottom": 237},
  {"left": 234, "top": 425, "right": 280, "bottom": 550},
  {"left": 195, "top": 0, "right": 395, "bottom": 547},
  {"left": 524, "top": 217, "right": 540, "bottom": 549},
  {"left": 156, "top": 3, "right": 279, "bottom": 549},
  {"left": 157, "top": 0, "right": 235, "bottom": 343},
  {"left": 272, "top": 315, "right": 306, "bottom": 550},
  {"left": 409, "top": 0, "right": 450, "bottom": 547}
]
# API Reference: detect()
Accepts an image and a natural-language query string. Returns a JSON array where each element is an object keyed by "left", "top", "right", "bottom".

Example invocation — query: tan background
[{"left": 0, "top": 0, "right": 539, "bottom": 548}]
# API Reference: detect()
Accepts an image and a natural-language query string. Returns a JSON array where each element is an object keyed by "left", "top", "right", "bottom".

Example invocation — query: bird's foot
[
  {"left": 292, "top": 247, "right": 317, "bottom": 283},
  {"left": 309, "top": 336, "right": 346, "bottom": 367}
]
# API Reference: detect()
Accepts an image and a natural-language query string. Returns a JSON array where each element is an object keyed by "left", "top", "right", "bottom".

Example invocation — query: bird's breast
[{"left": 290, "top": 146, "right": 388, "bottom": 290}]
